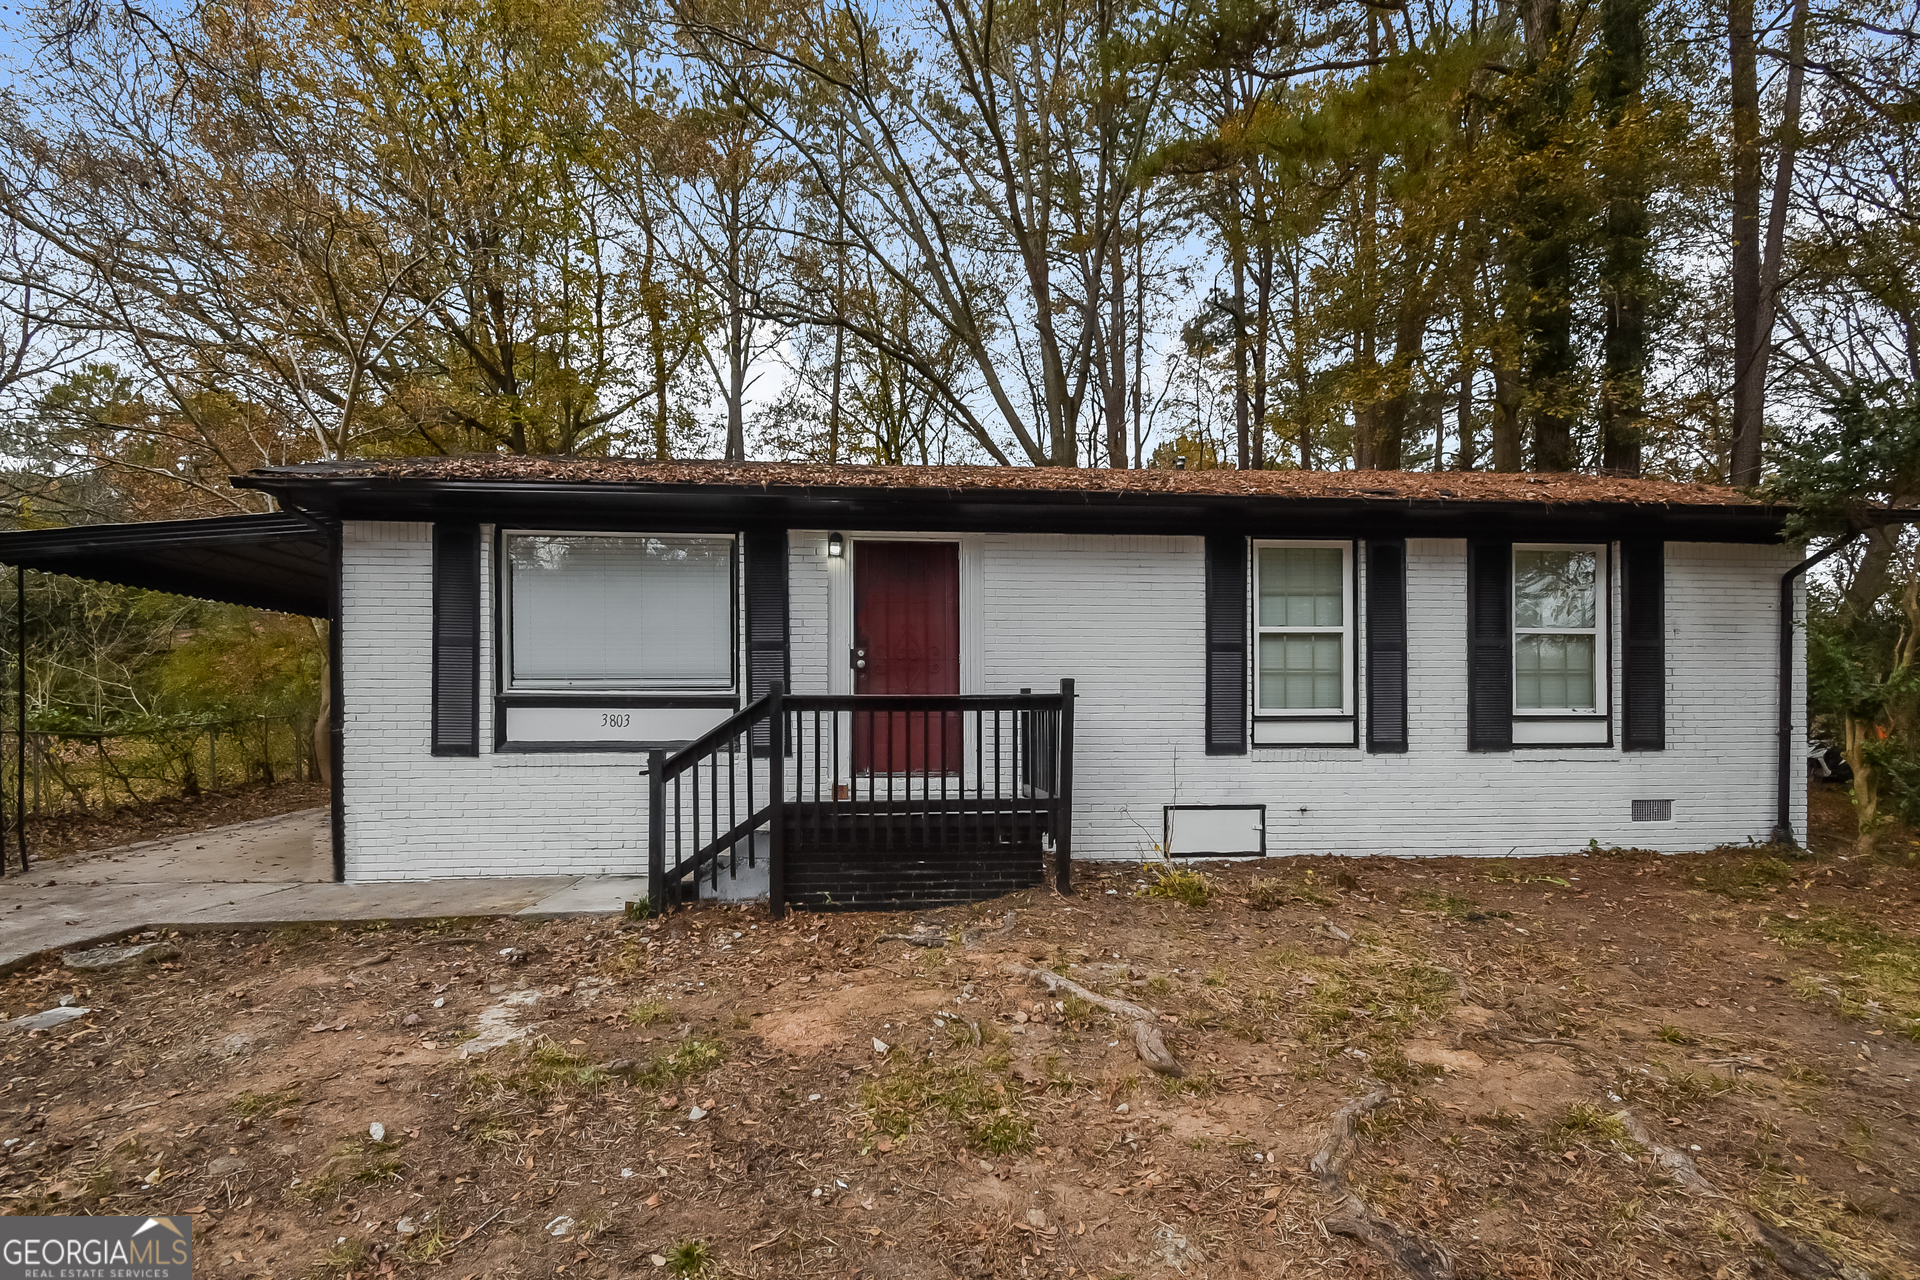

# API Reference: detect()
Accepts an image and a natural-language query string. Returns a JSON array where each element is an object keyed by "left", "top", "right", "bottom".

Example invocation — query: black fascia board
[
  {"left": 231, "top": 472, "right": 1792, "bottom": 545},
  {"left": 0, "top": 513, "right": 335, "bottom": 617}
]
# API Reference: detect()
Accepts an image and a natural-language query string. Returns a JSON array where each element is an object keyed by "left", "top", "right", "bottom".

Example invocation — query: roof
[
  {"left": 235, "top": 458, "right": 1788, "bottom": 543},
  {"left": 245, "top": 458, "right": 1763, "bottom": 508},
  {"left": 0, "top": 513, "right": 334, "bottom": 617}
]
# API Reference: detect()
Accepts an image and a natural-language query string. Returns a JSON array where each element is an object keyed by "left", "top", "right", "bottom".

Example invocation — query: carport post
[{"left": 12, "top": 565, "right": 24, "bottom": 874}]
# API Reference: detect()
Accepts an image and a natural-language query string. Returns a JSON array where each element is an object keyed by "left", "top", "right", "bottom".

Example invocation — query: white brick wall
[
  {"left": 341, "top": 522, "right": 650, "bottom": 881},
  {"left": 339, "top": 523, "right": 1804, "bottom": 878}
]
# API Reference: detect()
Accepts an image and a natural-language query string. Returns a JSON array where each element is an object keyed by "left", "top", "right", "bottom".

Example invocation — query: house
[{"left": 0, "top": 461, "right": 1812, "bottom": 912}]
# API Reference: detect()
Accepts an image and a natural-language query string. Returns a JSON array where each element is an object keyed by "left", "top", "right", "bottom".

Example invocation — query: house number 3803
[{"left": 601, "top": 713, "right": 632, "bottom": 729}]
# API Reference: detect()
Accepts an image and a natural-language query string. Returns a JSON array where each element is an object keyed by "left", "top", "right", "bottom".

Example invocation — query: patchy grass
[
  {"left": 315, "top": 1237, "right": 369, "bottom": 1274},
  {"left": 395, "top": 1228, "right": 450, "bottom": 1264},
  {"left": 289, "top": 1164, "right": 345, "bottom": 1205},
  {"left": 1769, "top": 911, "right": 1920, "bottom": 1040},
  {"left": 1400, "top": 888, "right": 1477, "bottom": 917},
  {"left": 1547, "top": 1102, "right": 1634, "bottom": 1151},
  {"left": 466, "top": 1114, "right": 519, "bottom": 1147},
  {"left": 664, "top": 1239, "right": 714, "bottom": 1277},
  {"left": 351, "top": 1154, "right": 404, "bottom": 1185},
  {"left": 1140, "top": 862, "right": 1212, "bottom": 908},
  {"left": 1482, "top": 859, "right": 1571, "bottom": 887},
  {"left": 625, "top": 1000, "right": 672, "bottom": 1027},
  {"left": 862, "top": 1060, "right": 1036, "bottom": 1155},
  {"left": 469, "top": 1040, "right": 609, "bottom": 1099},
  {"left": 1282, "top": 955, "right": 1459, "bottom": 1057},
  {"left": 1750, "top": 1168, "right": 1915, "bottom": 1277},
  {"left": 229, "top": 1087, "right": 300, "bottom": 1119},
  {"left": 1696, "top": 853, "right": 1802, "bottom": 900},
  {"left": 632, "top": 1038, "right": 728, "bottom": 1088},
  {"left": 1246, "top": 871, "right": 1332, "bottom": 910}
]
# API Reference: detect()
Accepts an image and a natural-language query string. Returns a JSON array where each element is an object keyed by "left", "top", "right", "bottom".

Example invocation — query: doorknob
[{"left": 851, "top": 647, "right": 867, "bottom": 671}]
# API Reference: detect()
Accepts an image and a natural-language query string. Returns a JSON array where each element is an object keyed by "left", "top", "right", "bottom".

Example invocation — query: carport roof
[{"left": 0, "top": 513, "right": 334, "bottom": 617}]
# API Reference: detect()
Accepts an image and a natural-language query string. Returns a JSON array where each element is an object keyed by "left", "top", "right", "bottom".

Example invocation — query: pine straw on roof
[{"left": 261, "top": 459, "right": 1766, "bottom": 508}]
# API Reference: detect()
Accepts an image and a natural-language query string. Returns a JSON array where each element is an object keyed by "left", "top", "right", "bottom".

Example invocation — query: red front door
[{"left": 854, "top": 541, "right": 962, "bottom": 774}]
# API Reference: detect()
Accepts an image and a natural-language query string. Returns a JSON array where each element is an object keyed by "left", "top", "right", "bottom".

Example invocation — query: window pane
[
  {"left": 510, "top": 535, "right": 732, "bottom": 687},
  {"left": 1515, "top": 548, "right": 1597, "bottom": 629},
  {"left": 1258, "top": 546, "right": 1344, "bottom": 627},
  {"left": 1259, "top": 633, "right": 1343, "bottom": 710},
  {"left": 1515, "top": 634, "right": 1597, "bottom": 711}
]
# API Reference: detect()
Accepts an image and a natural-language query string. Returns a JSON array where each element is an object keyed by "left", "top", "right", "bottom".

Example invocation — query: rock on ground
[{"left": 61, "top": 941, "right": 179, "bottom": 970}]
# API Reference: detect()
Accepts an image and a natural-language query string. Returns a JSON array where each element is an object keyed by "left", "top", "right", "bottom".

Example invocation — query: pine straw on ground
[{"left": 1, "top": 817, "right": 1915, "bottom": 1279}]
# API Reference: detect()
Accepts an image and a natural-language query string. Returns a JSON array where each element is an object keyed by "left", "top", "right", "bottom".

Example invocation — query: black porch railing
[{"left": 647, "top": 681, "right": 1075, "bottom": 915}]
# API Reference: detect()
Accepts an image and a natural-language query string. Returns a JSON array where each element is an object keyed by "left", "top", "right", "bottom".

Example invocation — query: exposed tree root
[
  {"left": 1310, "top": 1086, "right": 1455, "bottom": 1280},
  {"left": 1006, "top": 965, "right": 1187, "bottom": 1077},
  {"left": 962, "top": 911, "right": 1018, "bottom": 948},
  {"left": 877, "top": 930, "right": 949, "bottom": 947},
  {"left": 1614, "top": 1111, "right": 1868, "bottom": 1280}
]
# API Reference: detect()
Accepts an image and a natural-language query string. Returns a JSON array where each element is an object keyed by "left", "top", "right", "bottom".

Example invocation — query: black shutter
[
  {"left": 1366, "top": 539, "right": 1408, "bottom": 753},
  {"left": 1204, "top": 534, "right": 1247, "bottom": 755},
  {"left": 1466, "top": 540, "right": 1512, "bottom": 752},
  {"left": 744, "top": 529, "right": 789, "bottom": 753},
  {"left": 1622, "top": 540, "right": 1665, "bottom": 751},
  {"left": 431, "top": 523, "right": 480, "bottom": 757}
]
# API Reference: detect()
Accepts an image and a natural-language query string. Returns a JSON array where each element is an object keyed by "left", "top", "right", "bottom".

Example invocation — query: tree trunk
[
  {"left": 1106, "top": 234, "right": 1129, "bottom": 467},
  {"left": 1491, "top": 347, "right": 1523, "bottom": 472},
  {"left": 1375, "top": 292, "right": 1429, "bottom": 471},
  {"left": 1231, "top": 213, "right": 1251, "bottom": 470},
  {"left": 1455, "top": 359, "right": 1475, "bottom": 470},
  {"left": 1728, "top": 0, "right": 1765, "bottom": 485},
  {"left": 1251, "top": 234, "right": 1272, "bottom": 470},
  {"left": 310, "top": 620, "right": 332, "bottom": 788},
  {"left": 1844, "top": 714, "right": 1880, "bottom": 854},
  {"left": 1516, "top": 0, "right": 1576, "bottom": 472},
  {"left": 1597, "top": 0, "right": 1650, "bottom": 477},
  {"left": 1748, "top": 0, "right": 1810, "bottom": 479}
]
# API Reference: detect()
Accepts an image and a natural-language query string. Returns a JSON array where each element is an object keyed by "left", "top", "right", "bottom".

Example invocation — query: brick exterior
[{"left": 340, "top": 522, "right": 1804, "bottom": 879}]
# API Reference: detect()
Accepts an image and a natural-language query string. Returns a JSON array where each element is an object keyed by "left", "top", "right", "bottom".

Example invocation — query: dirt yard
[{"left": 1, "top": 788, "right": 1916, "bottom": 1280}]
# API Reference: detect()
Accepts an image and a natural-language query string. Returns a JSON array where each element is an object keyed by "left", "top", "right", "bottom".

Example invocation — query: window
[
  {"left": 1254, "top": 542, "right": 1352, "bottom": 715},
  {"left": 1513, "top": 545, "right": 1604, "bottom": 714},
  {"left": 505, "top": 533, "right": 734, "bottom": 690}
]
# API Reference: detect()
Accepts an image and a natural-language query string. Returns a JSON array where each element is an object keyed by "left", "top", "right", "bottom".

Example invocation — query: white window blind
[
  {"left": 1255, "top": 544, "right": 1350, "bottom": 714},
  {"left": 1513, "top": 546, "right": 1601, "bottom": 712},
  {"left": 507, "top": 534, "right": 734, "bottom": 689}
]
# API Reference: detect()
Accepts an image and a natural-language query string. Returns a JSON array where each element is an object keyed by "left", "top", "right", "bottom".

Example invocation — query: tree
[{"left": 1771, "top": 383, "right": 1920, "bottom": 851}]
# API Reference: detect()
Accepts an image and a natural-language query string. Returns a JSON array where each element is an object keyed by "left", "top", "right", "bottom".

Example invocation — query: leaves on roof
[{"left": 253, "top": 459, "right": 1766, "bottom": 508}]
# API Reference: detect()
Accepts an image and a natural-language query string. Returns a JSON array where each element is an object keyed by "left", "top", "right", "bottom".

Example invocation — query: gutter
[{"left": 1774, "top": 532, "right": 1858, "bottom": 845}]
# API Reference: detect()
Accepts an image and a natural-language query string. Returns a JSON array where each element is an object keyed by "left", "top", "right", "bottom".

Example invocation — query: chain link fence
[{"left": 0, "top": 715, "right": 319, "bottom": 819}]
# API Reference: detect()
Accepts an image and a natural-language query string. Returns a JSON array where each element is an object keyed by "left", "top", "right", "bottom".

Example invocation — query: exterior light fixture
[{"left": 828, "top": 532, "right": 845, "bottom": 557}]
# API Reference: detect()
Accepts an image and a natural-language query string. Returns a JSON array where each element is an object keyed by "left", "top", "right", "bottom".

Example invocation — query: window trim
[
  {"left": 499, "top": 528, "right": 740, "bottom": 695},
  {"left": 1511, "top": 542, "right": 1608, "bottom": 719},
  {"left": 1251, "top": 539, "right": 1356, "bottom": 719}
]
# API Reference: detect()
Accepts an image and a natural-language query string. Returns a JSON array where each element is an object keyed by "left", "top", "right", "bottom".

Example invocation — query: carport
[{"left": 0, "top": 512, "right": 340, "bottom": 878}]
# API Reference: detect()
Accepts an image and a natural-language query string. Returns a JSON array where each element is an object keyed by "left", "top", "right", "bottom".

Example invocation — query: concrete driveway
[{"left": 0, "top": 808, "right": 649, "bottom": 971}]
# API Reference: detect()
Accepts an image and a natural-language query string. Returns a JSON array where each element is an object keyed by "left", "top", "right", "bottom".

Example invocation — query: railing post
[
  {"left": 647, "top": 749, "right": 667, "bottom": 913},
  {"left": 1055, "top": 679, "right": 1075, "bottom": 894},
  {"left": 767, "top": 681, "right": 786, "bottom": 919}
]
